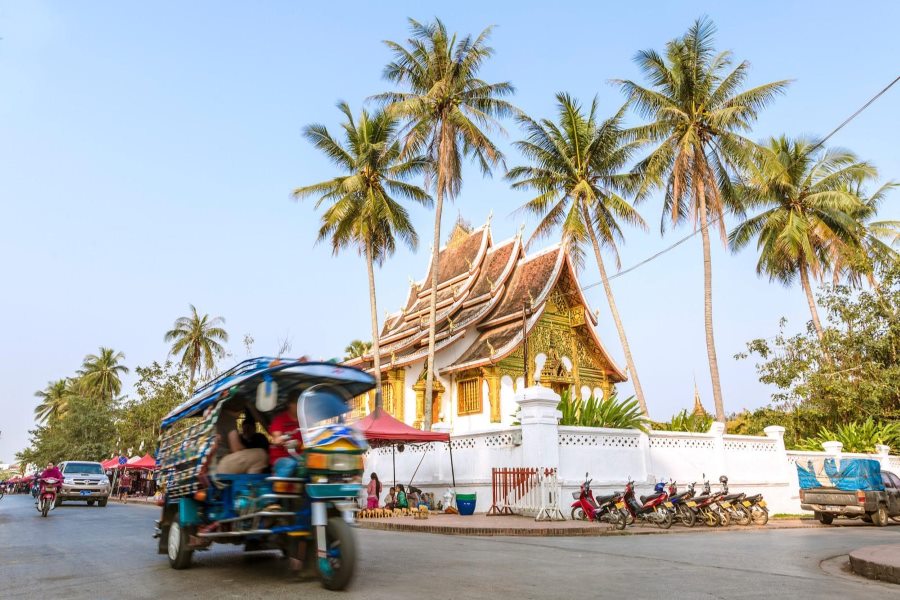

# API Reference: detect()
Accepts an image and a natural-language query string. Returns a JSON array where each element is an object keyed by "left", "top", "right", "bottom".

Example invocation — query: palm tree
[
  {"left": 34, "top": 379, "right": 69, "bottom": 423},
  {"left": 378, "top": 18, "right": 516, "bottom": 429},
  {"left": 164, "top": 305, "right": 228, "bottom": 386},
  {"left": 344, "top": 340, "right": 372, "bottom": 360},
  {"left": 730, "top": 137, "right": 878, "bottom": 342},
  {"left": 829, "top": 180, "right": 900, "bottom": 288},
  {"left": 617, "top": 17, "right": 790, "bottom": 423},
  {"left": 294, "top": 103, "right": 430, "bottom": 407},
  {"left": 506, "top": 93, "right": 650, "bottom": 415},
  {"left": 79, "top": 347, "right": 129, "bottom": 403}
]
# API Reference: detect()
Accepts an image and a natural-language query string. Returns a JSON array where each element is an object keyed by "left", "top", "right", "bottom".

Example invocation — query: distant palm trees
[
  {"left": 164, "top": 305, "right": 228, "bottom": 387},
  {"left": 79, "top": 347, "right": 129, "bottom": 403},
  {"left": 34, "top": 379, "right": 69, "bottom": 423},
  {"left": 294, "top": 103, "right": 430, "bottom": 407},
  {"left": 730, "top": 137, "right": 886, "bottom": 343},
  {"left": 344, "top": 340, "right": 372, "bottom": 360},
  {"left": 378, "top": 18, "right": 516, "bottom": 430},
  {"left": 507, "top": 93, "right": 650, "bottom": 415},
  {"left": 617, "top": 17, "right": 790, "bottom": 423}
]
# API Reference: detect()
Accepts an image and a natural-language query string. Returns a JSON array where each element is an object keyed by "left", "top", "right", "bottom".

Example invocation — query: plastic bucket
[{"left": 456, "top": 493, "right": 476, "bottom": 516}]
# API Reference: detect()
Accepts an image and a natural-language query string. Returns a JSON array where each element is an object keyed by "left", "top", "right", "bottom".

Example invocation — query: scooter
[
  {"left": 621, "top": 479, "right": 674, "bottom": 529},
  {"left": 717, "top": 476, "right": 751, "bottom": 526},
  {"left": 666, "top": 481, "right": 697, "bottom": 527},
  {"left": 36, "top": 478, "right": 59, "bottom": 518},
  {"left": 570, "top": 474, "right": 625, "bottom": 529},
  {"left": 688, "top": 478, "right": 730, "bottom": 527}
]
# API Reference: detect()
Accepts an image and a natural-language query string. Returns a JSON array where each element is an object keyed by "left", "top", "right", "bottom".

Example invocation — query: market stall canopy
[
  {"left": 129, "top": 454, "right": 157, "bottom": 470},
  {"left": 354, "top": 407, "right": 450, "bottom": 447},
  {"left": 101, "top": 457, "right": 121, "bottom": 470}
]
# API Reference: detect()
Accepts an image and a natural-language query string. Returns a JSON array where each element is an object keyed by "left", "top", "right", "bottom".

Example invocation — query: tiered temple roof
[{"left": 346, "top": 219, "right": 626, "bottom": 383}]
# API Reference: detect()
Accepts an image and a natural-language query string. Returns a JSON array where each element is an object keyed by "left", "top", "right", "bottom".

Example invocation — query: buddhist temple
[{"left": 345, "top": 216, "right": 627, "bottom": 433}]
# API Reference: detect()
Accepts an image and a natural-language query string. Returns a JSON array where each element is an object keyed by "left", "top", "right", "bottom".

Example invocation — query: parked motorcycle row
[{"left": 571, "top": 473, "right": 769, "bottom": 530}]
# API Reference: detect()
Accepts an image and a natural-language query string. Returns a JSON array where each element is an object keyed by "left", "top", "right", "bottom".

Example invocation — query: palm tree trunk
[
  {"left": 799, "top": 260, "right": 826, "bottom": 343},
  {"left": 423, "top": 185, "right": 444, "bottom": 431},
  {"left": 582, "top": 207, "right": 649, "bottom": 417},
  {"left": 365, "top": 240, "right": 383, "bottom": 410},
  {"left": 695, "top": 169, "right": 726, "bottom": 424}
]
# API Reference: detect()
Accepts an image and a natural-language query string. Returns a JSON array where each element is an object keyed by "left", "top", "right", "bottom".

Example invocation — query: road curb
[
  {"left": 356, "top": 519, "right": 810, "bottom": 537},
  {"left": 849, "top": 544, "right": 900, "bottom": 584}
]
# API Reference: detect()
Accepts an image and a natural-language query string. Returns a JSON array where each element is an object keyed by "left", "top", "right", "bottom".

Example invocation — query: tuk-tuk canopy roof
[{"left": 161, "top": 358, "right": 376, "bottom": 429}]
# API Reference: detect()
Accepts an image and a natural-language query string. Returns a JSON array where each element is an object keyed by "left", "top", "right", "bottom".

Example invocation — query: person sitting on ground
[
  {"left": 395, "top": 484, "right": 408, "bottom": 510},
  {"left": 216, "top": 407, "right": 269, "bottom": 475},
  {"left": 268, "top": 390, "right": 303, "bottom": 469},
  {"left": 366, "top": 473, "right": 382, "bottom": 509},
  {"left": 383, "top": 486, "right": 397, "bottom": 510},
  {"left": 118, "top": 470, "right": 133, "bottom": 503}
]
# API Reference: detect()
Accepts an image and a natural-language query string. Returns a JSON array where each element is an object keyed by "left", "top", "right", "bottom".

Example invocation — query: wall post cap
[
  {"left": 707, "top": 422, "right": 726, "bottom": 436},
  {"left": 763, "top": 425, "right": 786, "bottom": 438},
  {"left": 822, "top": 440, "right": 843, "bottom": 453},
  {"left": 432, "top": 422, "right": 452, "bottom": 434},
  {"left": 875, "top": 444, "right": 890, "bottom": 456}
]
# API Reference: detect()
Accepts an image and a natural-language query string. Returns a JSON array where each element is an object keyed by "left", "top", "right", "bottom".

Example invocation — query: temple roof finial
[{"left": 692, "top": 375, "right": 708, "bottom": 417}]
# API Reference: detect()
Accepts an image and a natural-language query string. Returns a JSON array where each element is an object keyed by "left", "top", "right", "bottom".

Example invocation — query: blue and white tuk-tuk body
[{"left": 154, "top": 358, "right": 373, "bottom": 590}]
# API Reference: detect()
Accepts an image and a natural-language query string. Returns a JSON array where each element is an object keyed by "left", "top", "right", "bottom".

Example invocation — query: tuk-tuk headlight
[{"left": 329, "top": 454, "right": 360, "bottom": 472}]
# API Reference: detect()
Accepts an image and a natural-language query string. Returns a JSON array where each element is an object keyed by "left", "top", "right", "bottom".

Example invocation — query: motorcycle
[
  {"left": 687, "top": 478, "right": 730, "bottom": 527},
  {"left": 570, "top": 474, "right": 626, "bottom": 530},
  {"left": 667, "top": 481, "right": 697, "bottom": 527},
  {"left": 621, "top": 479, "right": 674, "bottom": 529},
  {"left": 36, "top": 478, "right": 59, "bottom": 517},
  {"left": 739, "top": 492, "right": 769, "bottom": 525},
  {"left": 717, "top": 476, "right": 751, "bottom": 526}
]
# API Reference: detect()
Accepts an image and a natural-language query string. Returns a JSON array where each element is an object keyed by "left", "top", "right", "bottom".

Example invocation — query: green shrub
[{"left": 557, "top": 389, "right": 648, "bottom": 432}]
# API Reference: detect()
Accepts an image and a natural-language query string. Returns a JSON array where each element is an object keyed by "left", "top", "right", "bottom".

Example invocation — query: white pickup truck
[{"left": 57, "top": 461, "right": 111, "bottom": 507}]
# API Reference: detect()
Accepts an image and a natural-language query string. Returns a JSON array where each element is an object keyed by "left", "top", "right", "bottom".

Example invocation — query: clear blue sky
[{"left": 1, "top": 1, "right": 898, "bottom": 461}]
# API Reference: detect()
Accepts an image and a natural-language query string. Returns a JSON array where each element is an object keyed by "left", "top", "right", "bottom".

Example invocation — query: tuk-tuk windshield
[{"left": 297, "top": 384, "right": 363, "bottom": 447}]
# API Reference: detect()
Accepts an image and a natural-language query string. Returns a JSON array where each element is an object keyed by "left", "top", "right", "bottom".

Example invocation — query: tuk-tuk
[{"left": 154, "top": 357, "right": 373, "bottom": 590}]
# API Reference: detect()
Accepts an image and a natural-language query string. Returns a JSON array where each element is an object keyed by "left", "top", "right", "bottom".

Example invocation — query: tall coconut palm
[
  {"left": 34, "top": 378, "right": 69, "bottom": 423},
  {"left": 378, "top": 18, "right": 516, "bottom": 429},
  {"left": 617, "top": 17, "right": 790, "bottom": 423},
  {"left": 294, "top": 103, "right": 430, "bottom": 408},
  {"left": 506, "top": 93, "right": 650, "bottom": 415},
  {"left": 164, "top": 305, "right": 228, "bottom": 387},
  {"left": 344, "top": 340, "right": 372, "bottom": 360},
  {"left": 829, "top": 180, "right": 900, "bottom": 288},
  {"left": 730, "top": 137, "right": 878, "bottom": 342},
  {"left": 79, "top": 347, "right": 129, "bottom": 404}
]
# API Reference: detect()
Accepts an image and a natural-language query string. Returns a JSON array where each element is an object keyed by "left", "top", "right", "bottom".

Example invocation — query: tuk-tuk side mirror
[{"left": 256, "top": 377, "right": 278, "bottom": 412}]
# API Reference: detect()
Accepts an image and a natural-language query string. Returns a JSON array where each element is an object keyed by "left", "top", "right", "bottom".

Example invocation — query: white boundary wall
[{"left": 362, "top": 386, "right": 894, "bottom": 515}]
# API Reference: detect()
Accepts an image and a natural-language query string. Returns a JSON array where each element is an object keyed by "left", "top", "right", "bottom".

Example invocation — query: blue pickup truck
[{"left": 798, "top": 458, "right": 900, "bottom": 526}]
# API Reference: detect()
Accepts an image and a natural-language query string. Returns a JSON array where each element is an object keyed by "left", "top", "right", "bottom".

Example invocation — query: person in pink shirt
[{"left": 366, "top": 473, "right": 382, "bottom": 509}]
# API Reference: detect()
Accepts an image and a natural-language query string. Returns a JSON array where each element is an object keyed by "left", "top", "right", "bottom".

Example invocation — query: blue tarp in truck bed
[{"left": 796, "top": 457, "right": 885, "bottom": 491}]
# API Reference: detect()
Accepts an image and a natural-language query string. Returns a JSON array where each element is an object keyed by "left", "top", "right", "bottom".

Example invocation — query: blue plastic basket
[{"left": 456, "top": 493, "right": 476, "bottom": 516}]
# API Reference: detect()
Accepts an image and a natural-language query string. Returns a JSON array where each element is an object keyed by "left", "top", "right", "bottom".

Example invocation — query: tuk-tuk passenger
[
  {"left": 216, "top": 406, "right": 269, "bottom": 474},
  {"left": 269, "top": 389, "right": 303, "bottom": 468}
]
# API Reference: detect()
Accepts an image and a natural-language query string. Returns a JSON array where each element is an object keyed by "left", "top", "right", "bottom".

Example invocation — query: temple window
[
  {"left": 349, "top": 393, "right": 368, "bottom": 419},
  {"left": 382, "top": 383, "right": 395, "bottom": 417},
  {"left": 457, "top": 377, "right": 483, "bottom": 415}
]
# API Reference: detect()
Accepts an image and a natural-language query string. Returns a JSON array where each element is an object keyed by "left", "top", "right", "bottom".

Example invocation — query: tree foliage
[
  {"left": 738, "top": 264, "right": 900, "bottom": 446},
  {"left": 557, "top": 389, "right": 648, "bottom": 432},
  {"left": 164, "top": 304, "right": 228, "bottom": 386},
  {"left": 653, "top": 409, "right": 714, "bottom": 433},
  {"left": 116, "top": 361, "right": 190, "bottom": 455}
]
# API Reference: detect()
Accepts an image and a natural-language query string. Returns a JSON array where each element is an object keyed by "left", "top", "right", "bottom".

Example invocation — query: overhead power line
[{"left": 591, "top": 74, "right": 900, "bottom": 287}]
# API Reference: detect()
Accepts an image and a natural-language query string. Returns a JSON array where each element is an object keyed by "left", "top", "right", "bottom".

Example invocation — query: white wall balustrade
[{"left": 360, "top": 387, "right": 897, "bottom": 515}]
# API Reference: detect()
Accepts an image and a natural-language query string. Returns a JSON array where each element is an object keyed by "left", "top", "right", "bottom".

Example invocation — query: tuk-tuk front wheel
[
  {"left": 168, "top": 521, "right": 194, "bottom": 569},
  {"left": 316, "top": 517, "right": 356, "bottom": 590}
]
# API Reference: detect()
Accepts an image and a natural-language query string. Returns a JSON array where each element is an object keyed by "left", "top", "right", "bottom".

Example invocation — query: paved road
[{"left": 2, "top": 494, "right": 899, "bottom": 599}]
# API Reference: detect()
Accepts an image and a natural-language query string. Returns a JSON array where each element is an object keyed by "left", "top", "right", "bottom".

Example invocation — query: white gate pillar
[{"left": 515, "top": 386, "right": 561, "bottom": 471}]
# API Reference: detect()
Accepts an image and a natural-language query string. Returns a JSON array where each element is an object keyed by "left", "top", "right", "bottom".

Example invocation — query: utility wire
[{"left": 585, "top": 74, "right": 900, "bottom": 289}]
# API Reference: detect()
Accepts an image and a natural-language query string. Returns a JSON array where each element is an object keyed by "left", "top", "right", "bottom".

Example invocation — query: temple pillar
[
  {"left": 482, "top": 366, "right": 501, "bottom": 423},
  {"left": 413, "top": 373, "right": 443, "bottom": 429}
]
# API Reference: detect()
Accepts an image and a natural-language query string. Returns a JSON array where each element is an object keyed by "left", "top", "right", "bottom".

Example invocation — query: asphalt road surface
[{"left": 2, "top": 494, "right": 899, "bottom": 599}]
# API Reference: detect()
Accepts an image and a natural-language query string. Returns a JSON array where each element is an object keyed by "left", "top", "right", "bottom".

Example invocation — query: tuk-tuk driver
[{"left": 269, "top": 389, "right": 303, "bottom": 469}]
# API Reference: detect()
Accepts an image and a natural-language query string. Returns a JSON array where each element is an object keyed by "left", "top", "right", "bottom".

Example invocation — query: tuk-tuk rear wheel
[
  {"left": 168, "top": 521, "right": 194, "bottom": 569},
  {"left": 317, "top": 517, "right": 356, "bottom": 591}
]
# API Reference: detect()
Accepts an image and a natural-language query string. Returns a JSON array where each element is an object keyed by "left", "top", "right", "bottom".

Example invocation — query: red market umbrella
[
  {"left": 128, "top": 454, "right": 156, "bottom": 470},
  {"left": 353, "top": 407, "right": 454, "bottom": 488},
  {"left": 101, "top": 457, "right": 121, "bottom": 470}
]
